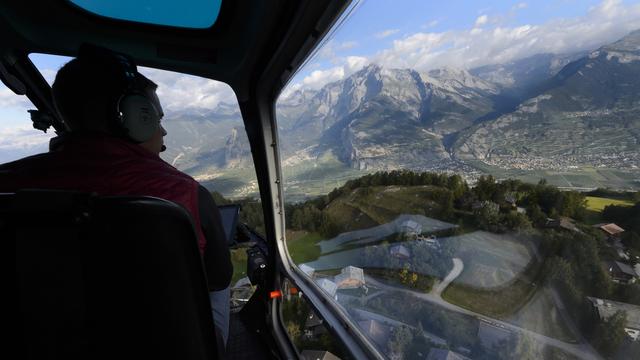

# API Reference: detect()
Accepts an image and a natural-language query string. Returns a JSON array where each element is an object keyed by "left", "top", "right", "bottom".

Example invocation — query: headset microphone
[{"left": 160, "top": 145, "right": 166, "bottom": 152}]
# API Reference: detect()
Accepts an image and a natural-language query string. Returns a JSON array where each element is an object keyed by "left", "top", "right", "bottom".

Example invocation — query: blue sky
[
  {"left": 1, "top": 0, "right": 640, "bottom": 161},
  {"left": 286, "top": 0, "right": 640, "bottom": 91}
]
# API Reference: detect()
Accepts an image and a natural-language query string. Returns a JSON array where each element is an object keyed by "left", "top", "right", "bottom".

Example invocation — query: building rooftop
[
  {"left": 597, "top": 223, "right": 625, "bottom": 235},
  {"left": 390, "top": 244, "right": 410, "bottom": 257},
  {"left": 606, "top": 261, "right": 638, "bottom": 277},
  {"left": 316, "top": 278, "right": 337, "bottom": 297},
  {"left": 588, "top": 297, "right": 640, "bottom": 330}
]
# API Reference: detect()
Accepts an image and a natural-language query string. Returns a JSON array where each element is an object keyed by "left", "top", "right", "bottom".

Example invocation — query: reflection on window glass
[{"left": 277, "top": 1, "right": 640, "bottom": 359}]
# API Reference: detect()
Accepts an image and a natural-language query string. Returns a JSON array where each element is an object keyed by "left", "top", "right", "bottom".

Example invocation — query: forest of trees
[
  {"left": 283, "top": 172, "right": 594, "bottom": 238},
  {"left": 213, "top": 171, "right": 640, "bottom": 358}
]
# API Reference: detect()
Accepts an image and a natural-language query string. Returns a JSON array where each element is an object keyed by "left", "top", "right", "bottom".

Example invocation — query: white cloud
[
  {"left": 302, "top": 67, "right": 345, "bottom": 88},
  {"left": 0, "top": 87, "right": 31, "bottom": 109},
  {"left": 338, "top": 41, "right": 358, "bottom": 50},
  {"left": 423, "top": 20, "right": 440, "bottom": 29},
  {"left": 514, "top": 2, "right": 528, "bottom": 10},
  {"left": 375, "top": 29, "right": 400, "bottom": 39},
  {"left": 475, "top": 15, "right": 489, "bottom": 27},
  {"left": 0, "top": 124, "right": 53, "bottom": 150},
  {"left": 138, "top": 67, "right": 237, "bottom": 113},
  {"left": 283, "top": 55, "right": 371, "bottom": 96},
  {"left": 372, "top": 0, "right": 640, "bottom": 72}
]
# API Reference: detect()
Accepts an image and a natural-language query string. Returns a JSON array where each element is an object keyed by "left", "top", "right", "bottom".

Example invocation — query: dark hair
[{"left": 52, "top": 57, "right": 157, "bottom": 132}]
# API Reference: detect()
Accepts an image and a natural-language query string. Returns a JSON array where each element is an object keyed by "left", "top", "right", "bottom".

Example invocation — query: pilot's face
[{"left": 140, "top": 88, "right": 167, "bottom": 155}]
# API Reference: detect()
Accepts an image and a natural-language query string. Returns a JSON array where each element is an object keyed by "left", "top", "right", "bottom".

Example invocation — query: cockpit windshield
[{"left": 276, "top": 1, "right": 640, "bottom": 359}]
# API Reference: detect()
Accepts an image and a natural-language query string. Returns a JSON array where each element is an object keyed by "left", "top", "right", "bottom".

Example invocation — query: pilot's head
[{"left": 52, "top": 45, "right": 167, "bottom": 154}]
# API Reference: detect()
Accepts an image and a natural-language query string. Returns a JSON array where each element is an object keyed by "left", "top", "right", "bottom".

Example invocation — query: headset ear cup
[{"left": 118, "top": 94, "right": 160, "bottom": 142}]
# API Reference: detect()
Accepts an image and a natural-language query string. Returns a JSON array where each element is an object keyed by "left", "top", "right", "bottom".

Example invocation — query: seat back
[{"left": 5, "top": 190, "right": 218, "bottom": 360}]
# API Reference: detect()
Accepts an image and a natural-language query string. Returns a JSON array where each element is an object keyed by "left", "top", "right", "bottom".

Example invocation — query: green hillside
[{"left": 325, "top": 185, "right": 452, "bottom": 232}]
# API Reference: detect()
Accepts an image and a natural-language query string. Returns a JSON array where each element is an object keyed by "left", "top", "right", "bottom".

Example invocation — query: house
[
  {"left": 604, "top": 261, "right": 638, "bottom": 284},
  {"left": 334, "top": 266, "right": 365, "bottom": 289},
  {"left": 594, "top": 223, "right": 625, "bottom": 240},
  {"left": 504, "top": 193, "right": 517, "bottom": 208},
  {"left": 299, "top": 263, "right": 315, "bottom": 278},
  {"left": 399, "top": 220, "right": 422, "bottom": 237},
  {"left": 316, "top": 278, "right": 338, "bottom": 299},
  {"left": 417, "top": 234, "right": 440, "bottom": 249},
  {"left": 356, "top": 319, "right": 391, "bottom": 349},
  {"left": 304, "top": 312, "right": 327, "bottom": 338},
  {"left": 588, "top": 297, "right": 640, "bottom": 341},
  {"left": 389, "top": 244, "right": 410, "bottom": 259},
  {"left": 300, "top": 350, "right": 341, "bottom": 360},
  {"left": 545, "top": 217, "right": 580, "bottom": 233},
  {"left": 426, "top": 348, "right": 470, "bottom": 360}
]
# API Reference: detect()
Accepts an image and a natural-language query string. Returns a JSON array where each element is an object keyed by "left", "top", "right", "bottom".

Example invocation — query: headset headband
[{"left": 77, "top": 44, "right": 138, "bottom": 89}]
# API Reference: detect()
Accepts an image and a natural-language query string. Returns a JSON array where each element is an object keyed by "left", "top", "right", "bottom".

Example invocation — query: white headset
[
  {"left": 78, "top": 44, "right": 161, "bottom": 143},
  {"left": 116, "top": 92, "right": 161, "bottom": 143}
]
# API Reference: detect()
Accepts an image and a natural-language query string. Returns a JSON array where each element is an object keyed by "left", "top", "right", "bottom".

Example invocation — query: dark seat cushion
[{"left": 5, "top": 190, "right": 219, "bottom": 360}]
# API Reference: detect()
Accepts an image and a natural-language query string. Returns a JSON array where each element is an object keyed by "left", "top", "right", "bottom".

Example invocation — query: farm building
[
  {"left": 399, "top": 220, "right": 422, "bottom": 236},
  {"left": 316, "top": 278, "right": 338, "bottom": 299},
  {"left": 389, "top": 244, "right": 410, "bottom": 259},
  {"left": 545, "top": 217, "right": 581, "bottom": 233},
  {"left": 334, "top": 266, "right": 365, "bottom": 289},
  {"left": 594, "top": 223, "right": 625, "bottom": 240},
  {"left": 604, "top": 260, "right": 637, "bottom": 284},
  {"left": 588, "top": 297, "right": 640, "bottom": 341}
]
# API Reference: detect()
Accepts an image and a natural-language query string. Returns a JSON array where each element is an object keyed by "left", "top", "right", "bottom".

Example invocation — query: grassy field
[
  {"left": 443, "top": 278, "right": 537, "bottom": 318},
  {"left": 325, "top": 185, "right": 449, "bottom": 232},
  {"left": 230, "top": 248, "right": 248, "bottom": 285},
  {"left": 585, "top": 196, "right": 633, "bottom": 212},
  {"left": 285, "top": 230, "right": 323, "bottom": 264},
  {"left": 442, "top": 258, "right": 541, "bottom": 318},
  {"left": 583, "top": 196, "right": 634, "bottom": 224}
]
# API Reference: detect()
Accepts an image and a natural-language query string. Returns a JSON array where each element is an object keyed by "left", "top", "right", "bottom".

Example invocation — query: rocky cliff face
[
  {"left": 162, "top": 30, "right": 640, "bottom": 175},
  {"left": 454, "top": 30, "right": 640, "bottom": 170}
]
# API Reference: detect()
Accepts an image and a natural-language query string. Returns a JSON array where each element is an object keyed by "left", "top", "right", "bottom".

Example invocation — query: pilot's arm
[{"left": 198, "top": 185, "right": 233, "bottom": 290}]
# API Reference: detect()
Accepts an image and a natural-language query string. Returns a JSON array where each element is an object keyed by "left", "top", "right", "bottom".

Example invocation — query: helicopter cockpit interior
[
  {"left": 6, "top": 1, "right": 640, "bottom": 360},
  {"left": 2, "top": 1, "right": 379, "bottom": 359}
]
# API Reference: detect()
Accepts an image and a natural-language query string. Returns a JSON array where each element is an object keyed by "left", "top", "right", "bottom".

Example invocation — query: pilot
[{"left": 0, "top": 45, "right": 232, "bottom": 347}]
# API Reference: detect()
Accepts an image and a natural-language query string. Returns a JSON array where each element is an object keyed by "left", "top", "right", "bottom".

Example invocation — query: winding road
[{"left": 361, "top": 259, "right": 603, "bottom": 360}]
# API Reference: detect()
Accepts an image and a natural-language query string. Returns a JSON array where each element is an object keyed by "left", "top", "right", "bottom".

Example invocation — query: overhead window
[{"left": 68, "top": 0, "right": 222, "bottom": 29}]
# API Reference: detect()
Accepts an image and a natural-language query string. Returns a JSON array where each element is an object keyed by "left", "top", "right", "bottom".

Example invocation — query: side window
[
  {"left": 277, "top": 1, "right": 640, "bottom": 360},
  {"left": 0, "top": 54, "right": 61, "bottom": 163},
  {"left": 138, "top": 67, "right": 264, "bottom": 288},
  {"left": 27, "top": 54, "right": 265, "bottom": 289}
]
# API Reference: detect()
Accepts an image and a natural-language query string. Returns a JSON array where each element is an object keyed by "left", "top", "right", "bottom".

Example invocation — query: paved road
[
  {"left": 431, "top": 257, "right": 463, "bottom": 297},
  {"left": 363, "top": 275, "right": 603, "bottom": 360}
]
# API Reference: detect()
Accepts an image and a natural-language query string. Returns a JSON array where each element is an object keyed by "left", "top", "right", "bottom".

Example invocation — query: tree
[
  {"left": 387, "top": 325, "right": 413, "bottom": 356},
  {"left": 526, "top": 204, "right": 546, "bottom": 227},
  {"left": 592, "top": 311, "right": 627, "bottom": 355}
]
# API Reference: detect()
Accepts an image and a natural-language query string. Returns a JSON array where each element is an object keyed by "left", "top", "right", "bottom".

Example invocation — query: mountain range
[{"left": 161, "top": 30, "right": 640, "bottom": 190}]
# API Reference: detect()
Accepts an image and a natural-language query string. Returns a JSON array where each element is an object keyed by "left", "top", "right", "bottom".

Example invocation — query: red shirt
[{"left": 0, "top": 135, "right": 207, "bottom": 254}]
